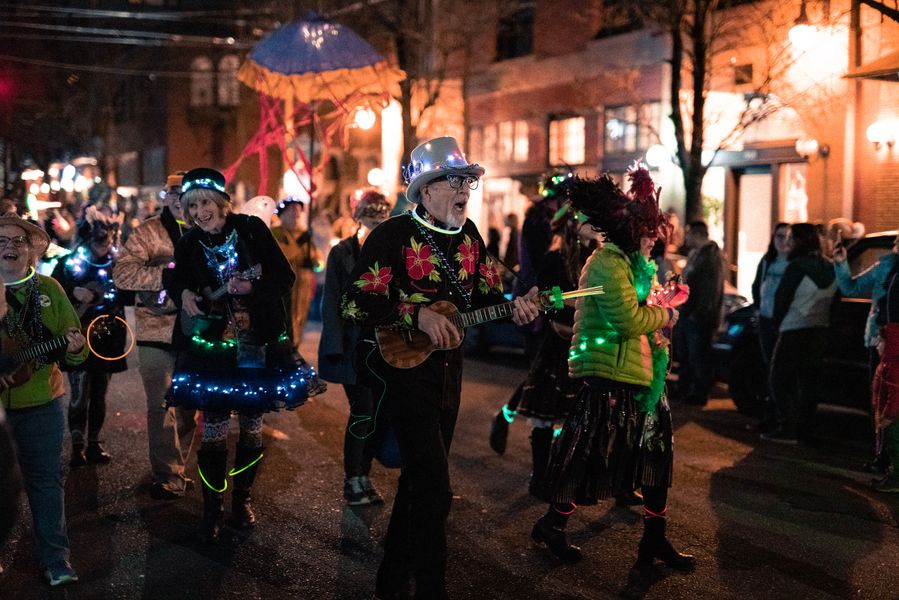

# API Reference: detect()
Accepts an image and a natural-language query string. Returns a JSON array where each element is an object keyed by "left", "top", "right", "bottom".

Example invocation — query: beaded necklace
[
  {"left": 410, "top": 207, "right": 473, "bottom": 309},
  {"left": 3, "top": 275, "right": 48, "bottom": 367}
]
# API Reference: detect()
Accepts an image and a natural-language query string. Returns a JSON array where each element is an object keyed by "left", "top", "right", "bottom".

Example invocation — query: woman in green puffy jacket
[{"left": 530, "top": 166, "right": 695, "bottom": 579}]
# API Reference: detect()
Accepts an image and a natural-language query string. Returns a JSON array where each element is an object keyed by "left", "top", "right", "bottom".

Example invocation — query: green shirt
[{"left": 2, "top": 274, "right": 88, "bottom": 410}]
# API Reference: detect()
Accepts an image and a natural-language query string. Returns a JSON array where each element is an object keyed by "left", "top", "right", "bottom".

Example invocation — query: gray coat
[{"left": 317, "top": 235, "right": 362, "bottom": 384}]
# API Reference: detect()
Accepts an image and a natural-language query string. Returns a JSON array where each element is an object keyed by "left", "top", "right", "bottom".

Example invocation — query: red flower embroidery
[
  {"left": 398, "top": 303, "right": 415, "bottom": 317},
  {"left": 405, "top": 237, "right": 440, "bottom": 282},
  {"left": 454, "top": 234, "right": 479, "bottom": 280},
  {"left": 479, "top": 257, "right": 503, "bottom": 293},
  {"left": 355, "top": 262, "right": 393, "bottom": 295}
]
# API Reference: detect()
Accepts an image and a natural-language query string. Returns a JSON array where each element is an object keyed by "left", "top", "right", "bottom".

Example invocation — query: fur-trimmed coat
[{"left": 113, "top": 207, "right": 184, "bottom": 347}]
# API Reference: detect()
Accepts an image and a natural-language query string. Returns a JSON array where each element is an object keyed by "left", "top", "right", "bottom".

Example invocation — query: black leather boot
[
  {"left": 528, "top": 427, "right": 553, "bottom": 496},
  {"left": 231, "top": 444, "right": 263, "bottom": 529},
  {"left": 197, "top": 448, "right": 227, "bottom": 543},
  {"left": 69, "top": 443, "right": 87, "bottom": 468},
  {"left": 634, "top": 512, "right": 695, "bottom": 574},
  {"left": 489, "top": 405, "right": 513, "bottom": 455},
  {"left": 85, "top": 441, "right": 112, "bottom": 464},
  {"left": 531, "top": 506, "right": 582, "bottom": 563}
]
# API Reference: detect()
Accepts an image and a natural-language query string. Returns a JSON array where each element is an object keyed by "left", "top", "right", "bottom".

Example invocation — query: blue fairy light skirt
[{"left": 166, "top": 356, "right": 326, "bottom": 412}]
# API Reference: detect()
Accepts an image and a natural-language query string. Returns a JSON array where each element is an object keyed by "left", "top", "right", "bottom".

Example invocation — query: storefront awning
[{"left": 845, "top": 49, "right": 899, "bottom": 82}]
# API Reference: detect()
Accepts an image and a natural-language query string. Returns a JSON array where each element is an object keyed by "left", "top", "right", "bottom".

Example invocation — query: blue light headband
[{"left": 181, "top": 178, "right": 227, "bottom": 195}]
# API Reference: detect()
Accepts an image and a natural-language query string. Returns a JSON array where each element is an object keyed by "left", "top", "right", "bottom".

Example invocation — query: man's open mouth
[
  {"left": 453, "top": 200, "right": 467, "bottom": 210},
  {"left": 2, "top": 251, "right": 19, "bottom": 261}
]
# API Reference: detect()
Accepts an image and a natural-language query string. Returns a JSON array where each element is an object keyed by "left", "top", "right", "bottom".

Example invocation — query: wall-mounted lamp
[
  {"left": 354, "top": 107, "right": 376, "bottom": 130},
  {"left": 795, "top": 137, "right": 830, "bottom": 158},
  {"left": 866, "top": 119, "right": 899, "bottom": 149}
]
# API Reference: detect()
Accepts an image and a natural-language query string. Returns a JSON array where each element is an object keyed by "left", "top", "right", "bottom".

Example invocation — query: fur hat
[{"left": 403, "top": 137, "right": 484, "bottom": 203}]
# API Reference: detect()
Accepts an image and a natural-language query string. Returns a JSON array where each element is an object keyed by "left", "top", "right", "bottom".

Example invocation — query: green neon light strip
[
  {"left": 228, "top": 452, "right": 263, "bottom": 477},
  {"left": 198, "top": 465, "right": 227, "bottom": 492},
  {"left": 348, "top": 344, "right": 387, "bottom": 441},
  {"left": 502, "top": 403, "right": 517, "bottom": 423}
]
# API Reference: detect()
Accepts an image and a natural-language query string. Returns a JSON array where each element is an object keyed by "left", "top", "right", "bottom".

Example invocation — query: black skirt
[
  {"left": 538, "top": 377, "right": 674, "bottom": 505},
  {"left": 518, "top": 330, "right": 579, "bottom": 421}
]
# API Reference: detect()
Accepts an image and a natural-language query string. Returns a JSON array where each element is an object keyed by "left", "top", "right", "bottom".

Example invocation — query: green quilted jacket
[{"left": 568, "top": 243, "right": 670, "bottom": 386}]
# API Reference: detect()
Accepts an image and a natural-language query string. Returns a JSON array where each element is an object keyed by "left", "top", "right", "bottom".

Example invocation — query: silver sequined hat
[{"left": 403, "top": 136, "right": 485, "bottom": 203}]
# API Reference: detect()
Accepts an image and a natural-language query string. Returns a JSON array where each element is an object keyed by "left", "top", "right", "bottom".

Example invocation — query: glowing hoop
[{"left": 85, "top": 314, "right": 135, "bottom": 361}]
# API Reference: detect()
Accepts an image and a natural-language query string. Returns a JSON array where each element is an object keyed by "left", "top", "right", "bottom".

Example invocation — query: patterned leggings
[{"left": 201, "top": 410, "right": 264, "bottom": 450}]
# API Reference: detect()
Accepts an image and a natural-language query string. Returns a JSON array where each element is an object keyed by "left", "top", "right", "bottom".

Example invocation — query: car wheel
[{"left": 727, "top": 336, "right": 767, "bottom": 417}]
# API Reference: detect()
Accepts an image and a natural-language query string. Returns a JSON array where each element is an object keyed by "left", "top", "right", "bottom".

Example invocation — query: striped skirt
[{"left": 538, "top": 377, "right": 674, "bottom": 505}]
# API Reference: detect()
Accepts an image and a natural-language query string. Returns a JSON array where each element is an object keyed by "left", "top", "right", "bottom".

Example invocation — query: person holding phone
[{"left": 834, "top": 230, "right": 899, "bottom": 473}]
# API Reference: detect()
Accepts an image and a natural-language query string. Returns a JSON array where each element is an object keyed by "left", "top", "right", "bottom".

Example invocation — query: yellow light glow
[
  {"left": 367, "top": 167, "right": 385, "bottom": 187},
  {"left": 788, "top": 23, "right": 816, "bottom": 50},
  {"left": 354, "top": 108, "right": 376, "bottom": 130}
]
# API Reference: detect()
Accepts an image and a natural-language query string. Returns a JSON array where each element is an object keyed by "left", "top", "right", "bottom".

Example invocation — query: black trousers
[
  {"left": 343, "top": 383, "right": 378, "bottom": 478},
  {"left": 770, "top": 328, "right": 827, "bottom": 435},
  {"left": 372, "top": 349, "right": 462, "bottom": 599},
  {"left": 67, "top": 370, "right": 112, "bottom": 445}
]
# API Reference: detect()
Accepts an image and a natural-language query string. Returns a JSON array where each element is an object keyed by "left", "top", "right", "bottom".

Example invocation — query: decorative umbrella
[{"left": 226, "top": 11, "right": 404, "bottom": 215}]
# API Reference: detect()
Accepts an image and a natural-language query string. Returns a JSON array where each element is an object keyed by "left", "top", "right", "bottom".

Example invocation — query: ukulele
[
  {"left": 0, "top": 333, "right": 71, "bottom": 389},
  {"left": 376, "top": 286, "right": 603, "bottom": 369},
  {"left": 180, "top": 264, "right": 262, "bottom": 337},
  {"left": 646, "top": 275, "right": 690, "bottom": 345}
]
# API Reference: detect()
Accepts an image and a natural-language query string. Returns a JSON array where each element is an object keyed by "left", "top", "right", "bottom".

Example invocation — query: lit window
[
  {"left": 603, "top": 103, "right": 661, "bottom": 155},
  {"left": 549, "top": 117, "right": 585, "bottom": 166},
  {"left": 483, "top": 124, "right": 497, "bottom": 164},
  {"left": 514, "top": 120, "right": 529, "bottom": 162},
  {"left": 498, "top": 121, "right": 514, "bottom": 162},
  {"left": 217, "top": 55, "right": 241, "bottom": 107},
  {"left": 190, "top": 56, "right": 214, "bottom": 107},
  {"left": 469, "top": 126, "right": 484, "bottom": 161}
]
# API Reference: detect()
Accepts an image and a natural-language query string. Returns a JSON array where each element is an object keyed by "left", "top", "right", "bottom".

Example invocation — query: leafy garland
[{"left": 630, "top": 252, "right": 669, "bottom": 414}]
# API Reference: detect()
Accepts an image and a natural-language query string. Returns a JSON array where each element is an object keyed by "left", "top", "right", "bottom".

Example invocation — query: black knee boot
[
  {"left": 633, "top": 505, "right": 695, "bottom": 574},
  {"left": 197, "top": 448, "right": 228, "bottom": 543},
  {"left": 231, "top": 444, "right": 263, "bottom": 529},
  {"left": 528, "top": 427, "right": 553, "bottom": 496},
  {"left": 531, "top": 504, "right": 582, "bottom": 563}
]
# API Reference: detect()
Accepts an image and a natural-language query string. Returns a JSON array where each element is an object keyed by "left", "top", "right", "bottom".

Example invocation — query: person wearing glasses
[
  {"left": 0, "top": 215, "right": 87, "bottom": 586},
  {"left": 114, "top": 172, "right": 197, "bottom": 500},
  {"left": 341, "top": 137, "right": 540, "bottom": 600}
]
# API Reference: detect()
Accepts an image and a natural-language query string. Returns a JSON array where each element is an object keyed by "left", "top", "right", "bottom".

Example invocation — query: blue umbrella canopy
[{"left": 239, "top": 12, "right": 404, "bottom": 103}]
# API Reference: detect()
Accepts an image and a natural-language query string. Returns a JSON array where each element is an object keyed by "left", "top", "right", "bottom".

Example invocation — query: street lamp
[{"left": 789, "top": 0, "right": 830, "bottom": 49}]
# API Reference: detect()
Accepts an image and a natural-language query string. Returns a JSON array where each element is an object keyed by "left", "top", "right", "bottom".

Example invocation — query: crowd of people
[{"left": 0, "top": 133, "right": 892, "bottom": 599}]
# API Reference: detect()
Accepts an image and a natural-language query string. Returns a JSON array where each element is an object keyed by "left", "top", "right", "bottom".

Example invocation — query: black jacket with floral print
[{"left": 341, "top": 208, "right": 506, "bottom": 332}]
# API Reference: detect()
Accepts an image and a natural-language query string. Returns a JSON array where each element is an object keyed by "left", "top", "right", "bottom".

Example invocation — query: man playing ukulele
[{"left": 341, "top": 137, "right": 539, "bottom": 600}]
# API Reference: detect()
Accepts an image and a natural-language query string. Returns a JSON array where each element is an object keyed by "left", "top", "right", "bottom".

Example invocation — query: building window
[
  {"left": 498, "top": 121, "right": 514, "bottom": 163},
  {"left": 597, "top": 0, "right": 642, "bottom": 38},
  {"left": 190, "top": 56, "right": 214, "bottom": 107},
  {"left": 734, "top": 63, "right": 753, "bottom": 86},
  {"left": 514, "top": 120, "right": 529, "bottom": 163},
  {"left": 483, "top": 124, "right": 497, "bottom": 164},
  {"left": 218, "top": 55, "right": 241, "bottom": 107},
  {"left": 604, "top": 102, "right": 661, "bottom": 154},
  {"left": 469, "top": 126, "right": 484, "bottom": 162},
  {"left": 549, "top": 116, "right": 585, "bottom": 166},
  {"left": 496, "top": 1, "right": 534, "bottom": 61}
]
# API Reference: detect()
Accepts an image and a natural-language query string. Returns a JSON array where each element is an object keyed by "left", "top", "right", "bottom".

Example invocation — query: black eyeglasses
[{"left": 442, "top": 174, "right": 479, "bottom": 191}]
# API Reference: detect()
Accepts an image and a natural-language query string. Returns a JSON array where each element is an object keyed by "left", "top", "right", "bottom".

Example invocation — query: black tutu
[
  {"left": 518, "top": 330, "right": 579, "bottom": 421},
  {"left": 165, "top": 341, "right": 326, "bottom": 412},
  {"left": 538, "top": 377, "right": 673, "bottom": 505}
]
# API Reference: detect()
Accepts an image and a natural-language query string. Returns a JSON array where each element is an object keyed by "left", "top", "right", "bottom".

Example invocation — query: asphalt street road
[{"left": 2, "top": 320, "right": 898, "bottom": 599}]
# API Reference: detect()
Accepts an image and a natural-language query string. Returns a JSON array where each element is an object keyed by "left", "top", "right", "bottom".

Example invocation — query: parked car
[{"left": 715, "top": 231, "right": 897, "bottom": 416}]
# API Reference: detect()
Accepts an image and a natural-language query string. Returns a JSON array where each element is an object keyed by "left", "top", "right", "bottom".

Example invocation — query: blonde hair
[{"left": 181, "top": 188, "right": 231, "bottom": 226}]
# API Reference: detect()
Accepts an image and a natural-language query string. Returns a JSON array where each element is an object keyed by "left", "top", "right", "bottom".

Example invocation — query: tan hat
[{"left": 0, "top": 215, "right": 50, "bottom": 257}]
